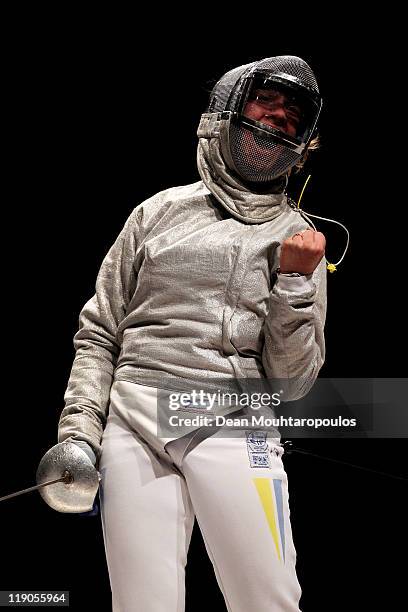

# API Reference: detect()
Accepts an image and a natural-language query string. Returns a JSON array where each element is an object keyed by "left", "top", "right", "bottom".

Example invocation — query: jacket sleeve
[
  {"left": 57, "top": 207, "right": 141, "bottom": 461},
  {"left": 261, "top": 258, "right": 327, "bottom": 401}
]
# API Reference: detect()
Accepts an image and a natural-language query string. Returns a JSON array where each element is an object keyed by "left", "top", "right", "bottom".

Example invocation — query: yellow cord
[
  {"left": 297, "top": 174, "right": 312, "bottom": 209},
  {"left": 296, "top": 174, "right": 337, "bottom": 273}
]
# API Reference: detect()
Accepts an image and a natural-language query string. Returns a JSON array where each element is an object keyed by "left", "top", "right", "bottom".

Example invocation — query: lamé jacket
[{"left": 58, "top": 136, "right": 327, "bottom": 460}]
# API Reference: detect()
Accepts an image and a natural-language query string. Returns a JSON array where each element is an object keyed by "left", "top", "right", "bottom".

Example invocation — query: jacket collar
[{"left": 197, "top": 134, "right": 289, "bottom": 224}]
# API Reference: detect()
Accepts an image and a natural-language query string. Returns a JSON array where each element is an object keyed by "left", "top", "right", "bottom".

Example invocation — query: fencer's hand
[
  {"left": 279, "top": 230, "right": 326, "bottom": 275},
  {"left": 72, "top": 440, "right": 97, "bottom": 467},
  {"left": 36, "top": 441, "right": 100, "bottom": 513}
]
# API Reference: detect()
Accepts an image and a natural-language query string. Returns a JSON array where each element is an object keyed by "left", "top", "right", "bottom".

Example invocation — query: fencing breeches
[{"left": 99, "top": 381, "right": 302, "bottom": 611}]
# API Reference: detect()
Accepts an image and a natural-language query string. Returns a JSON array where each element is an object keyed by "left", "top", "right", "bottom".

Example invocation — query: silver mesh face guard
[
  {"left": 211, "top": 56, "right": 321, "bottom": 183},
  {"left": 229, "top": 123, "right": 301, "bottom": 182}
]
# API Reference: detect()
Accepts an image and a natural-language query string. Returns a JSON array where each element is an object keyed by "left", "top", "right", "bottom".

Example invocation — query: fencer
[{"left": 41, "top": 55, "right": 327, "bottom": 612}]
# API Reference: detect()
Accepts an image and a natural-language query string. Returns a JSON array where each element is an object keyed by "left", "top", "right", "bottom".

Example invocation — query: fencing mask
[{"left": 199, "top": 56, "right": 322, "bottom": 185}]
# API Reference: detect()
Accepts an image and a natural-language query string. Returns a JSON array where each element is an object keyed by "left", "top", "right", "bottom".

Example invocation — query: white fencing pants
[{"left": 99, "top": 381, "right": 302, "bottom": 612}]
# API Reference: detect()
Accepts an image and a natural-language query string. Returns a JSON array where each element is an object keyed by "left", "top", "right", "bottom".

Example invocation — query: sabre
[{"left": 0, "top": 472, "right": 72, "bottom": 502}]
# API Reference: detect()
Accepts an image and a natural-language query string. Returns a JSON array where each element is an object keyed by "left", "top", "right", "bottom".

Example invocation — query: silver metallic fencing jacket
[{"left": 58, "top": 137, "right": 327, "bottom": 460}]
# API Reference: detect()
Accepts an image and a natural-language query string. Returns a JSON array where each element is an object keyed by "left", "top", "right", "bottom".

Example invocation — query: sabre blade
[{"left": 0, "top": 471, "right": 72, "bottom": 503}]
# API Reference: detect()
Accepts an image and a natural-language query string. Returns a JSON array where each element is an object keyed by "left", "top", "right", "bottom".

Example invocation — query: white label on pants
[{"left": 246, "top": 431, "right": 271, "bottom": 468}]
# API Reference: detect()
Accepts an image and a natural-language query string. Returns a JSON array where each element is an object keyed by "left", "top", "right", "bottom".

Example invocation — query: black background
[{"left": 1, "top": 14, "right": 406, "bottom": 612}]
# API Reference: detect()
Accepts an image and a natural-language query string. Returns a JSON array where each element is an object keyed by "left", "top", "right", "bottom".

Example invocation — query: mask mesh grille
[{"left": 230, "top": 124, "right": 300, "bottom": 182}]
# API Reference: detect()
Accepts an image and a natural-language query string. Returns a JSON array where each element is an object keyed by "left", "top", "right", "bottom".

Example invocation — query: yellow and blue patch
[{"left": 253, "top": 477, "right": 286, "bottom": 562}]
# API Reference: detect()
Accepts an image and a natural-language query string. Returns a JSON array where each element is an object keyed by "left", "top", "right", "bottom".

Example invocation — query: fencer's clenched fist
[{"left": 279, "top": 229, "right": 326, "bottom": 275}]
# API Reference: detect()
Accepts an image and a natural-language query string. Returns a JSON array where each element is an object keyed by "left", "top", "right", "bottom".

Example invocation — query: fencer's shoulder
[
  {"left": 154, "top": 181, "right": 209, "bottom": 202},
  {"left": 131, "top": 181, "right": 208, "bottom": 223}
]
